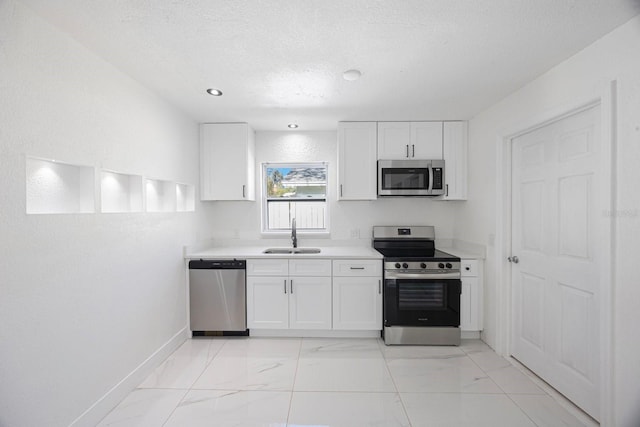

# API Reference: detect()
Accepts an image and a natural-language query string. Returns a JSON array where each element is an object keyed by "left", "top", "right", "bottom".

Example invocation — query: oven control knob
[
  {"left": 438, "top": 263, "right": 445, "bottom": 269},
  {"left": 420, "top": 263, "right": 427, "bottom": 269},
  {"left": 446, "top": 263, "right": 453, "bottom": 269},
  {"left": 395, "top": 263, "right": 401, "bottom": 269},
  {"left": 402, "top": 263, "right": 409, "bottom": 269}
]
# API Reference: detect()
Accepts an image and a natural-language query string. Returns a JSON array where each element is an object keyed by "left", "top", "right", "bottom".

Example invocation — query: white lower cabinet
[
  {"left": 459, "top": 259, "right": 483, "bottom": 332},
  {"left": 247, "top": 259, "right": 332, "bottom": 330},
  {"left": 247, "top": 275, "right": 289, "bottom": 329},
  {"left": 332, "top": 260, "right": 382, "bottom": 330},
  {"left": 333, "top": 277, "right": 382, "bottom": 330},
  {"left": 289, "top": 276, "right": 332, "bottom": 329},
  {"left": 247, "top": 257, "right": 383, "bottom": 333}
]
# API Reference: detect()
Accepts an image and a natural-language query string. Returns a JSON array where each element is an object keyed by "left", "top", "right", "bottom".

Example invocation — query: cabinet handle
[
  {"left": 412, "top": 144, "right": 415, "bottom": 157},
  {"left": 290, "top": 279, "right": 293, "bottom": 294},
  {"left": 350, "top": 267, "right": 365, "bottom": 270},
  {"left": 242, "top": 185, "right": 246, "bottom": 198},
  {"left": 406, "top": 144, "right": 409, "bottom": 158},
  {"left": 340, "top": 184, "right": 343, "bottom": 197},
  {"left": 284, "top": 279, "right": 287, "bottom": 294},
  {"left": 379, "top": 279, "right": 382, "bottom": 294},
  {"left": 445, "top": 184, "right": 449, "bottom": 197}
]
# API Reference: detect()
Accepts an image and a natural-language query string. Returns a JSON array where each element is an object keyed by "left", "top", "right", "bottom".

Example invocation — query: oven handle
[{"left": 385, "top": 271, "right": 461, "bottom": 280}]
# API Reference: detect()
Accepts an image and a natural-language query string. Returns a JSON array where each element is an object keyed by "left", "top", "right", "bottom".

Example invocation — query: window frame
[{"left": 261, "top": 162, "right": 330, "bottom": 235}]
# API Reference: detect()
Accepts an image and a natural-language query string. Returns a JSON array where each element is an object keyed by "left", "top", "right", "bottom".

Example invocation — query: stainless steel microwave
[{"left": 377, "top": 159, "right": 445, "bottom": 196}]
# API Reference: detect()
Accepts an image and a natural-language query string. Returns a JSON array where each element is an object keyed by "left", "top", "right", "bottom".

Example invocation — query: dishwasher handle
[{"left": 188, "top": 259, "right": 246, "bottom": 269}]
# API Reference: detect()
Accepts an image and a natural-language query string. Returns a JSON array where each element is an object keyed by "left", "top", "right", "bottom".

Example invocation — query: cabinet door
[
  {"left": 441, "top": 121, "right": 468, "bottom": 200},
  {"left": 460, "top": 277, "right": 479, "bottom": 331},
  {"left": 377, "top": 122, "right": 411, "bottom": 159},
  {"left": 337, "top": 122, "right": 377, "bottom": 200},
  {"left": 200, "top": 123, "right": 255, "bottom": 201},
  {"left": 247, "top": 276, "right": 289, "bottom": 329},
  {"left": 332, "top": 277, "right": 382, "bottom": 330},
  {"left": 289, "top": 277, "right": 332, "bottom": 329},
  {"left": 411, "top": 122, "right": 443, "bottom": 159}
]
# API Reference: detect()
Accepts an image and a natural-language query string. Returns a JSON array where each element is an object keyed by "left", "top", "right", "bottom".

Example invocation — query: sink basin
[{"left": 262, "top": 247, "right": 321, "bottom": 254}]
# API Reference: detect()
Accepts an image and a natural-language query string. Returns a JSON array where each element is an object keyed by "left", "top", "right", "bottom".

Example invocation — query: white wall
[
  {"left": 202, "top": 130, "right": 461, "bottom": 243},
  {"left": 0, "top": 2, "right": 201, "bottom": 426},
  {"left": 456, "top": 16, "right": 640, "bottom": 427}
]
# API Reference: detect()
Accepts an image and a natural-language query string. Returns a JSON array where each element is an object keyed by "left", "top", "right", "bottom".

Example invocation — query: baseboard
[
  {"left": 461, "top": 331, "right": 481, "bottom": 339},
  {"left": 69, "top": 327, "right": 189, "bottom": 427},
  {"left": 249, "top": 329, "right": 382, "bottom": 338}
]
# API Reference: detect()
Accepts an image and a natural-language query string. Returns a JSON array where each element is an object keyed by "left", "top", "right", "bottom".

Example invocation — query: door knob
[{"left": 508, "top": 256, "right": 519, "bottom": 264}]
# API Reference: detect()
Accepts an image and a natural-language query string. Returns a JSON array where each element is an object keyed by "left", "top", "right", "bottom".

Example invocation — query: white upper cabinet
[
  {"left": 337, "top": 122, "right": 378, "bottom": 200},
  {"left": 411, "top": 122, "right": 444, "bottom": 159},
  {"left": 200, "top": 123, "right": 255, "bottom": 201},
  {"left": 377, "top": 122, "right": 443, "bottom": 159},
  {"left": 440, "top": 121, "right": 468, "bottom": 200}
]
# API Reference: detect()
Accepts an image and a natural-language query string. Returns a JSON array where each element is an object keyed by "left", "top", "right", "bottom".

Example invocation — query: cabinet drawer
[
  {"left": 461, "top": 259, "right": 479, "bottom": 277},
  {"left": 332, "top": 259, "right": 381, "bottom": 277},
  {"left": 247, "top": 259, "right": 289, "bottom": 276},
  {"left": 289, "top": 259, "right": 332, "bottom": 277}
]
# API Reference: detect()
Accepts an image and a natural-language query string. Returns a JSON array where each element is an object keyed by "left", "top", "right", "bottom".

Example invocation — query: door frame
[{"left": 494, "top": 81, "right": 617, "bottom": 425}]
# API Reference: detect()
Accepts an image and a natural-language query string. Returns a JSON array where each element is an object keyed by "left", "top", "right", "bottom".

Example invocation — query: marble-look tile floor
[{"left": 98, "top": 338, "right": 598, "bottom": 427}]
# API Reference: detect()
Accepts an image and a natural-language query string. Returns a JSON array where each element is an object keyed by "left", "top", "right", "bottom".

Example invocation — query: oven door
[{"left": 384, "top": 272, "right": 461, "bottom": 327}]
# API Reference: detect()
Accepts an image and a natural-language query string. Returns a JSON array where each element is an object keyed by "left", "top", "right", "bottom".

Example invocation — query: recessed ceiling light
[
  {"left": 206, "top": 88, "right": 223, "bottom": 96},
  {"left": 287, "top": 123, "right": 299, "bottom": 129},
  {"left": 342, "top": 69, "right": 362, "bottom": 81}
]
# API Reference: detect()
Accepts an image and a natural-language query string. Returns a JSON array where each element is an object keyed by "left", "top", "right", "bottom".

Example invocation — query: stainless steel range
[{"left": 373, "top": 226, "right": 461, "bottom": 345}]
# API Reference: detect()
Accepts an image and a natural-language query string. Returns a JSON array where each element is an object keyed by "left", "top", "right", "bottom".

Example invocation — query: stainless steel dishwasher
[{"left": 188, "top": 259, "right": 247, "bottom": 333}]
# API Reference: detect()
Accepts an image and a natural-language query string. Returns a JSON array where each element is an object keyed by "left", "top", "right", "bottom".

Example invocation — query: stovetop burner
[
  {"left": 376, "top": 249, "right": 458, "bottom": 261},
  {"left": 372, "top": 225, "right": 459, "bottom": 262},
  {"left": 373, "top": 226, "right": 460, "bottom": 275}
]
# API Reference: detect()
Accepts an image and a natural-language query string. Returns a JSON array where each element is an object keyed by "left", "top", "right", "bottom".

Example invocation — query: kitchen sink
[{"left": 262, "top": 247, "right": 321, "bottom": 254}]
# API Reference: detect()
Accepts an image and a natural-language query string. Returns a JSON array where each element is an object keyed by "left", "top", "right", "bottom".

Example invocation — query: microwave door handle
[{"left": 428, "top": 165, "right": 434, "bottom": 193}]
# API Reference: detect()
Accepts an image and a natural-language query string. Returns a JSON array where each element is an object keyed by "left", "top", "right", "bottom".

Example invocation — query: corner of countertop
[{"left": 438, "top": 238, "right": 487, "bottom": 259}]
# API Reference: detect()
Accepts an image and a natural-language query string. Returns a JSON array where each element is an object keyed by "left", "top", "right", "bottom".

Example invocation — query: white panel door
[
  {"left": 511, "top": 105, "right": 601, "bottom": 420},
  {"left": 247, "top": 276, "right": 288, "bottom": 329},
  {"left": 289, "top": 277, "right": 332, "bottom": 329}
]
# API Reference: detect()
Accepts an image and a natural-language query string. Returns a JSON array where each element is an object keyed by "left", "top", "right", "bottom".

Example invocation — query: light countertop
[
  {"left": 437, "top": 247, "right": 485, "bottom": 260},
  {"left": 185, "top": 245, "right": 383, "bottom": 260}
]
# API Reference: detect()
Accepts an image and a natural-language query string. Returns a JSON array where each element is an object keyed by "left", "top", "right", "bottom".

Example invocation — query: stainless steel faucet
[{"left": 291, "top": 217, "right": 297, "bottom": 248}]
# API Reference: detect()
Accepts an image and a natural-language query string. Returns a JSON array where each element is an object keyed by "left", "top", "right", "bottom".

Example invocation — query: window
[{"left": 262, "top": 162, "right": 328, "bottom": 233}]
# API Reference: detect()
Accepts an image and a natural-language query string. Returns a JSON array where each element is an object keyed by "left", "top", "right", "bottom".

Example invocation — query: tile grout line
[
  {"left": 159, "top": 388, "right": 190, "bottom": 427},
  {"left": 377, "top": 337, "right": 414, "bottom": 427},
  {"left": 507, "top": 356, "right": 599, "bottom": 426},
  {"left": 463, "top": 347, "right": 544, "bottom": 427},
  {"left": 285, "top": 337, "right": 304, "bottom": 426},
  {"left": 160, "top": 337, "right": 230, "bottom": 427}
]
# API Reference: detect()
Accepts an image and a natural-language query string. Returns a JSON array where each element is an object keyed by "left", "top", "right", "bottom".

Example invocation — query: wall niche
[
  {"left": 100, "top": 170, "right": 143, "bottom": 213},
  {"left": 26, "top": 157, "right": 95, "bottom": 214}
]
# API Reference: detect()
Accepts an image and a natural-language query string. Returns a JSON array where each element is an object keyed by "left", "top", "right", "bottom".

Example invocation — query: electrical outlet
[{"left": 350, "top": 228, "right": 360, "bottom": 239}]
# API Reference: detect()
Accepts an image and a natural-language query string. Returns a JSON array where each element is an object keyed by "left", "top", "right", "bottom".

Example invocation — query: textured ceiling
[{"left": 19, "top": 0, "right": 640, "bottom": 130}]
